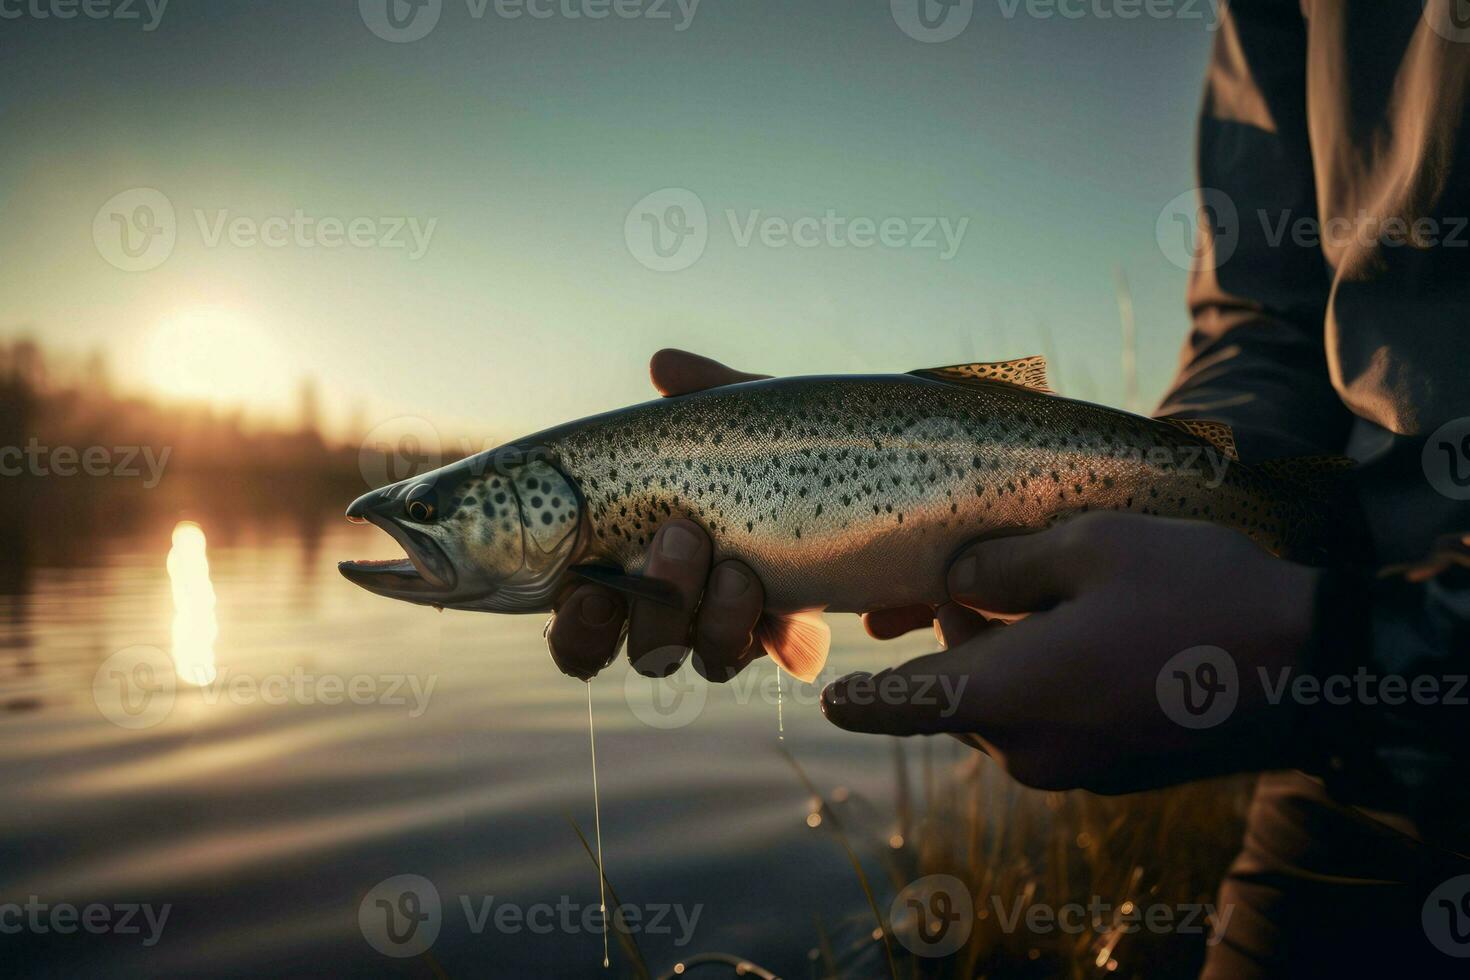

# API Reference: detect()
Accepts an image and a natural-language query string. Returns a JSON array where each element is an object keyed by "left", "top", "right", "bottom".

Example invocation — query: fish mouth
[{"left": 339, "top": 510, "right": 458, "bottom": 600}]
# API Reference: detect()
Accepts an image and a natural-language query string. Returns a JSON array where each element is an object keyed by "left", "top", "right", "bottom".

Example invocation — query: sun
[{"left": 144, "top": 308, "right": 292, "bottom": 410}]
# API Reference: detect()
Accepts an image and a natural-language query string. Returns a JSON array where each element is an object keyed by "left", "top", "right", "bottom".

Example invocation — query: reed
[{"left": 800, "top": 742, "right": 1250, "bottom": 978}]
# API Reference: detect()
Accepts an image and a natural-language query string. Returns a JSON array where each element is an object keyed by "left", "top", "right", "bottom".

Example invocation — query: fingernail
[
  {"left": 949, "top": 554, "right": 978, "bottom": 594},
  {"left": 579, "top": 593, "right": 617, "bottom": 627},
  {"left": 658, "top": 523, "right": 700, "bottom": 561},
  {"left": 711, "top": 565, "right": 749, "bottom": 599}
]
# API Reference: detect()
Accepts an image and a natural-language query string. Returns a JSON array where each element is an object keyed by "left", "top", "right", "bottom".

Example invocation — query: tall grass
[{"left": 800, "top": 743, "right": 1250, "bottom": 979}]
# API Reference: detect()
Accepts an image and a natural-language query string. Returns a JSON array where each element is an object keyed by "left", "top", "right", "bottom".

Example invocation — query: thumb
[
  {"left": 947, "top": 522, "right": 1096, "bottom": 615},
  {"left": 819, "top": 642, "right": 993, "bottom": 737},
  {"left": 649, "top": 349, "right": 768, "bottom": 396}
]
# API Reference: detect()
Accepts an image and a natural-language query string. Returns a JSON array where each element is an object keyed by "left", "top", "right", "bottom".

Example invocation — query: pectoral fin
[
  {"left": 569, "top": 564, "right": 682, "bottom": 608},
  {"left": 756, "top": 610, "right": 830, "bottom": 683}
]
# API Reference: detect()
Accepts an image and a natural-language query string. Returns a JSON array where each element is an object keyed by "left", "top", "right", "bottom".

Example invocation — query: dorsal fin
[
  {"left": 908, "top": 356, "right": 1052, "bottom": 394},
  {"left": 1160, "top": 418, "right": 1239, "bottom": 461},
  {"left": 1258, "top": 455, "right": 1357, "bottom": 481}
]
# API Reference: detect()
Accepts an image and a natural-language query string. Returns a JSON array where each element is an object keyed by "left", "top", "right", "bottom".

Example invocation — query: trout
[{"left": 340, "top": 356, "right": 1349, "bottom": 680}]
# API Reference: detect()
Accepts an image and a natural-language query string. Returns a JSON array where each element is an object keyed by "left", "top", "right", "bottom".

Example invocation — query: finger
[
  {"left": 649, "top": 348, "right": 769, "bottom": 397},
  {"left": 547, "top": 586, "right": 627, "bottom": 680},
  {"left": 946, "top": 525, "right": 1092, "bottom": 615},
  {"left": 862, "top": 605, "right": 935, "bottom": 640},
  {"left": 818, "top": 605, "right": 1040, "bottom": 737},
  {"left": 820, "top": 646, "right": 988, "bottom": 737},
  {"left": 823, "top": 602, "right": 1084, "bottom": 738},
  {"left": 627, "top": 520, "right": 712, "bottom": 677},
  {"left": 933, "top": 602, "right": 991, "bottom": 649},
  {"left": 693, "top": 638, "right": 765, "bottom": 683},
  {"left": 691, "top": 560, "right": 766, "bottom": 682}
]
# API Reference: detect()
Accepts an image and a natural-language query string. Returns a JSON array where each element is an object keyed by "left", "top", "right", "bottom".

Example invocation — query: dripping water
[
  {"left": 587, "top": 683, "right": 609, "bottom": 969},
  {"left": 776, "top": 664, "right": 784, "bottom": 740}
]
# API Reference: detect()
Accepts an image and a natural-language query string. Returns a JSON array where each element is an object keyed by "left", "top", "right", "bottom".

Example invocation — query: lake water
[{"left": 0, "top": 508, "right": 947, "bottom": 978}]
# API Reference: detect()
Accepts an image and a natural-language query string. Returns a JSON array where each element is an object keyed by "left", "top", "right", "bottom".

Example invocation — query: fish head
[{"left": 339, "top": 446, "right": 582, "bottom": 612}]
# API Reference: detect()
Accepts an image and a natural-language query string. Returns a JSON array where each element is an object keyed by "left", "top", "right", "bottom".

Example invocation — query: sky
[{"left": 1, "top": 0, "right": 1220, "bottom": 444}]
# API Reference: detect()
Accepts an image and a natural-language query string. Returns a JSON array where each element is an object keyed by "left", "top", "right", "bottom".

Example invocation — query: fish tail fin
[{"left": 756, "top": 611, "right": 830, "bottom": 684}]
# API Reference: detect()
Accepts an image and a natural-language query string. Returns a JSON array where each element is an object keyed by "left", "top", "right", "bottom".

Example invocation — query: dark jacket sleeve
[
  {"left": 1159, "top": 0, "right": 1470, "bottom": 849},
  {"left": 1308, "top": 547, "right": 1470, "bottom": 852},
  {"left": 1154, "top": 0, "right": 1354, "bottom": 461}
]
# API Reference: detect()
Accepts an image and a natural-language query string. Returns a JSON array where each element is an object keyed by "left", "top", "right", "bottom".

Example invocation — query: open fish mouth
[{"left": 339, "top": 508, "right": 458, "bottom": 599}]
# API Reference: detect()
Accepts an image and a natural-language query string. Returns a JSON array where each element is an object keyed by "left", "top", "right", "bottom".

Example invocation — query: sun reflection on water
[{"left": 166, "top": 520, "right": 218, "bottom": 686}]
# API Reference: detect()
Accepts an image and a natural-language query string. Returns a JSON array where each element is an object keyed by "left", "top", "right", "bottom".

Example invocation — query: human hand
[
  {"left": 547, "top": 350, "right": 773, "bottom": 682},
  {"left": 820, "top": 512, "right": 1321, "bottom": 794}
]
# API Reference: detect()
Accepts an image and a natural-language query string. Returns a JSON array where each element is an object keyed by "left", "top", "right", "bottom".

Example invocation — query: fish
[{"left": 340, "top": 356, "right": 1353, "bottom": 682}]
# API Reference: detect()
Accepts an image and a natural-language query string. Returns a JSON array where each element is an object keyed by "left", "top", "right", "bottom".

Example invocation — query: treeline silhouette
[
  {"left": 0, "top": 337, "right": 394, "bottom": 573},
  {"left": 0, "top": 337, "right": 366, "bottom": 476}
]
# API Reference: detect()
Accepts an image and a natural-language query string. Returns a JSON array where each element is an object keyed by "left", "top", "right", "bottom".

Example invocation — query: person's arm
[{"left": 1155, "top": 0, "right": 1352, "bottom": 460}]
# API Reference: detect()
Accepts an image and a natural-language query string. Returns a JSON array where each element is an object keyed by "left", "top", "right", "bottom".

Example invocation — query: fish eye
[{"left": 404, "top": 485, "right": 436, "bottom": 523}]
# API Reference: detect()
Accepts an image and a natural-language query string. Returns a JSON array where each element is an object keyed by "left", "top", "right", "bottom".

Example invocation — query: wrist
[{"left": 1288, "top": 566, "right": 1375, "bottom": 777}]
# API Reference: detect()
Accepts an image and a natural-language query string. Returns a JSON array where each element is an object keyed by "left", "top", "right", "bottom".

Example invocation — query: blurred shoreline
[{"left": 0, "top": 336, "right": 417, "bottom": 576}]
